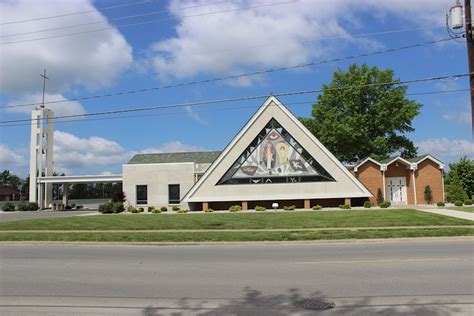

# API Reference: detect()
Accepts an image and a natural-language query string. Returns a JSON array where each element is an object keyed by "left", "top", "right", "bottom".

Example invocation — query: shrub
[
  {"left": 339, "top": 204, "right": 351, "bottom": 210},
  {"left": 229, "top": 205, "right": 242, "bottom": 212},
  {"left": 454, "top": 200, "right": 463, "bottom": 207},
  {"left": 151, "top": 208, "right": 161, "bottom": 213},
  {"left": 424, "top": 185, "right": 433, "bottom": 204},
  {"left": 363, "top": 201, "right": 372, "bottom": 208},
  {"left": 71, "top": 203, "right": 76, "bottom": 208},
  {"left": 172, "top": 205, "right": 180, "bottom": 211},
  {"left": 111, "top": 191, "right": 126, "bottom": 203},
  {"left": 99, "top": 202, "right": 125, "bottom": 214},
  {"left": 312, "top": 205, "right": 322, "bottom": 210},
  {"left": 65, "top": 205, "right": 72, "bottom": 210},
  {"left": 176, "top": 209, "right": 188, "bottom": 213},
  {"left": 283, "top": 205, "right": 296, "bottom": 211},
  {"left": 128, "top": 207, "right": 139, "bottom": 213},
  {"left": 148, "top": 206, "right": 155, "bottom": 212},
  {"left": 254, "top": 206, "right": 266, "bottom": 212},
  {"left": 138, "top": 207, "right": 144, "bottom": 213},
  {"left": 2, "top": 202, "right": 15, "bottom": 212},
  {"left": 376, "top": 188, "right": 384, "bottom": 205},
  {"left": 27, "top": 202, "right": 39, "bottom": 211},
  {"left": 160, "top": 206, "right": 168, "bottom": 212},
  {"left": 437, "top": 201, "right": 445, "bottom": 207},
  {"left": 465, "top": 199, "right": 473, "bottom": 205},
  {"left": 380, "top": 201, "right": 391, "bottom": 208},
  {"left": 203, "top": 208, "right": 214, "bottom": 213},
  {"left": 15, "top": 202, "right": 29, "bottom": 212},
  {"left": 75, "top": 205, "right": 83, "bottom": 209}
]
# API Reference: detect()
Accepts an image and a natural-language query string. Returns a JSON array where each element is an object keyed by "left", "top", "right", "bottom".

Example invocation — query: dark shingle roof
[
  {"left": 127, "top": 151, "right": 222, "bottom": 165},
  {"left": 0, "top": 187, "right": 20, "bottom": 196}
]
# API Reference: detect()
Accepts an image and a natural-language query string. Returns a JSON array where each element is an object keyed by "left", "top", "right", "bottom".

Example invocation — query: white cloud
[
  {"left": 141, "top": 141, "right": 205, "bottom": 153},
  {"left": 149, "top": 0, "right": 448, "bottom": 82},
  {"left": 6, "top": 93, "right": 86, "bottom": 117},
  {"left": 185, "top": 105, "right": 207, "bottom": 124},
  {"left": 442, "top": 111, "right": 471, "bottom": 125},
  {"left": 0, "top": 0, "right": 133, "bottom": 94},
  {"left": 417, "top": 138, "right": 474, "bottom": 163},
  {"left": 0, "top": 144, "right": 26, "bottom": 167},
  {"left": 53, "top": 131, "right": 132, "bottom": 170}
]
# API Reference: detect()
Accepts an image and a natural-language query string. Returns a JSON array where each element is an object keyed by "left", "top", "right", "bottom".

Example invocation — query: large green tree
[
  {"left": 300, "top": 64, "right": 422, "bottom": 163},
  {"left": 445, "top": 156, "right": 474, "bottom": 199}
]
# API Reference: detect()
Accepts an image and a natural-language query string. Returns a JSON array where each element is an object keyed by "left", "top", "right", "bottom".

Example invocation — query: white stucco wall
[{"left": 122, "top": 162, "right": 195, "bottom": 209}]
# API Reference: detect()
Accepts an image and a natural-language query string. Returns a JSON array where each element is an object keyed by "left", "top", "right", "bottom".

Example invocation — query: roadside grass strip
[
  {"left": 447, "top": 207, "right": 474, "bottom": 213},
  {"left": 0, "top": 228, "right": 472, "bottom": 242},
  {"left": 0, "top": 209, "right": 471, "bottom": 231}
]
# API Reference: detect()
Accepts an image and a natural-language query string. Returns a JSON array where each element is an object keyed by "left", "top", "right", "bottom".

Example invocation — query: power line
[
  {"left": 1, "top": 37, "right": 460, "bottom": 109},
  {"left": 0, "top": 88, "right": 469, "bottom": 128},
  {"left": 0, "top": 73, "right": 470, "bottom": 125},
  {"left": 0, "top": 0, "right": 157, "bottom": 26},
  {"left": 0, "top": 1, "right": 230, "bottom": 39},
  {"left": 0, "top": 1, "right": 295, "bottom": 45}
]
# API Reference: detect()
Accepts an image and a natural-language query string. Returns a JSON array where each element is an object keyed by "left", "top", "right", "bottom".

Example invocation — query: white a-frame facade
[{"left": 183, "top": 96, "right": 371, "bottom": 210}]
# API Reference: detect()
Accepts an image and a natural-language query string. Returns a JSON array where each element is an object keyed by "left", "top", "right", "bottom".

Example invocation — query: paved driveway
[{"left": 0, "top": 210, "right": 98, "bottom": 223}]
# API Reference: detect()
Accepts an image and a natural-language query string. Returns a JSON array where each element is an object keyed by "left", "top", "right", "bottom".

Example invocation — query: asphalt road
[
  {"left": 0, "top": 239, "right": 473, "bottom": 315},
  {"left": 0, "top": 210, "right": 97, "bottom": 222}
]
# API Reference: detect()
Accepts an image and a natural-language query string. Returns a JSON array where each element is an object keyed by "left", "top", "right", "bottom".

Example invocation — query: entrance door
[{"left": 386, "top": 177, "right": 407, "bottom": 204}]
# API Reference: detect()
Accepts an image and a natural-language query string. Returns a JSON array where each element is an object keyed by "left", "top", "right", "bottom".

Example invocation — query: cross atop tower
[{"left": 40, "top": 69, "right": 49, "bottom": 108}]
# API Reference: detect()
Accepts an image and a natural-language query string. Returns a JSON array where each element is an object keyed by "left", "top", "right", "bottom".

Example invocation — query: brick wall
[
  {"left": 384, "top": 162, "right": 415, "bottom": 204},
  {"left": 415, "top": 160, "right": 443, "bottom": 204},
  {"left": 354, "top": 161, "right": 382, "bottom": 205}
]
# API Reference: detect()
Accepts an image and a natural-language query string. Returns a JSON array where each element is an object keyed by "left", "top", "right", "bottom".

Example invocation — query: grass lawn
[
  {"left": 0, "top": 228, "right": 472, "bottom": 242},
  {"left": 0, "top": 209, "right": 471, "bottom": 231},
  {"left": 447, "top": 206, "right": 474, "bottom": 213}
]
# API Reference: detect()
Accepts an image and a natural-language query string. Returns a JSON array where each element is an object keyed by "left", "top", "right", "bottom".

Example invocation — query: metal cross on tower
[{"left": 40, "top": 69, "right": 49, "bottom": 108}]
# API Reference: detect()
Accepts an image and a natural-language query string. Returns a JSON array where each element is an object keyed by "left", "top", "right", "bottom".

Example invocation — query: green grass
[
  {"left": 447, "top": 206, "right": 474, "bottom": 213},
  {"left": 0, "top": 209, "right": 471, "bottom": 231},
  {"left": 0, "top": 228, "right": 472, "bottom": 242}
]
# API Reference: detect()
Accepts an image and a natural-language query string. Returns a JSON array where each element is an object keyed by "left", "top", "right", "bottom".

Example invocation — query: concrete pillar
[
  {"left": 344, "top": 198, "right": 351, "bottom": 206},
  {"left": 202, "top": 202, "right": 209, "bottom": 210},
  {"left": 412, "top": 170, "right": 417, "bottom": 205},
  {"left": 304, "top": 199, "right": 310, "bottom": 209},
  {"left": 62, "top": 183, "right": 69, "bottom": 207},
  {"left": 242, "top": 201, "right": 248, "bottom": 210}
]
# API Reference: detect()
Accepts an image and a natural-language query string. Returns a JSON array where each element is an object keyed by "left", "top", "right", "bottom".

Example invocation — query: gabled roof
[
  {"left": 354, "top": 154, "right": 444, "bottom": 171},
  {"left": 128, "top": 151, "right": 221, "bottom": 165}
]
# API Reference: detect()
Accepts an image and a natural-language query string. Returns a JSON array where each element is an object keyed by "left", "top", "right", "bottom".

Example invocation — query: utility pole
[
  {"left": 40, "top": 69, "right": 49, "bottom": 109},
  {"left": 465, "top": 0, "right": 474, "bottom": 137}
]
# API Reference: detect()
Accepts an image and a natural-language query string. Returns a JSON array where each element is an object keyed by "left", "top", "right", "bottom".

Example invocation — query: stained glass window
[{"left": 217, "top": 118, "right": 335, "bottom": 185}]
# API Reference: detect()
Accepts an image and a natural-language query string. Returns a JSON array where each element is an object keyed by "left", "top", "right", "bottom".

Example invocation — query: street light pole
[{"left": 464, "top": 0, "right": 474, "bottom": 137}]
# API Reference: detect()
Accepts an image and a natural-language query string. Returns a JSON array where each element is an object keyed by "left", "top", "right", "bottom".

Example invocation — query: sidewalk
[{"left": 415, "top": 208, "right": 474, "bottom": 221}]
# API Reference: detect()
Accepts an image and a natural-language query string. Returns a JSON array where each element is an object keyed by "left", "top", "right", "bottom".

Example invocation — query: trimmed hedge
[
  {"left": 312, "top": 205, "right": 322, "bottom": 210},
  {"left": 99, "top": 202, "right": 125, "bottom": 214},
  {"left": 437, "top": 201, "right": 445, "bottom": 207},
  {"left": 255, "top": 206, "right": 266, "bottom": 212},
  {"left": 2, "top": 202, "right": 15, "bottom": 212},
  {"left": 380, "top": 201, "right": 391, "bottom": 208},
  {"left": 363, "top": 201, "right": 373, "bottom": 208},
  {"left": 454, "top": 200, "right": 463, "bottom": 207},
  {"left": 229, "top": 205, "right": 242, "bottom": 212}
]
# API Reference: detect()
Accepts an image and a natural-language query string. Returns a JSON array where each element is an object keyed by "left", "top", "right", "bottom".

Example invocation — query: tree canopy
[
  {"left": 445, "top": 156, "right": 474, "bottom": 200},
  {"left": 300, "top": 64, "right": 422, "bottom": 163}
]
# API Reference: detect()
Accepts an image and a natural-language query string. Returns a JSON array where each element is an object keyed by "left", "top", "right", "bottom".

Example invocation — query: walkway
[{"left": 416, "top": 208, "right": 474, "bottom": 221}]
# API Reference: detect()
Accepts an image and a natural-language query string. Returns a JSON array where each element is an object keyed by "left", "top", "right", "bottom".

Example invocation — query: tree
[
  {"left": 446, "top": 157, "right": 474, "bottom": 199},
  {"left": 445, "top": 171, "right": 468, "bottom": 202},
  {"left": 376, "top": 188, "right": 384, "bottom": 205},
  {"left": 424, "top": 185, "right": 433, "bottom": 204},
  {"left": 300, "top": 64, "right": 422, "bottom": 163}
]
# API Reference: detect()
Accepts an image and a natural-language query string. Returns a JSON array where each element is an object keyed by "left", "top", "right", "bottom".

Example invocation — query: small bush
[
  {"left": 380, "top": 201, "right": 391, "bottom": 208},
  {"left": 203, "top": 208, "right": 214, "bottom": 213},
  {"left": 465, "top": 199, "right": 473, "bottom": 205},
  {"left": 65, "top": 205, "right": 72, "bottom": 210},
  {"left": 75, "top": 205, "right": 83, "bottom": 209},
  {"left": 2, "top": 202, "right": 15, "bottom": 212},
  {"left": 160, "top": 206, "right": 168, "bottom": 212},
  {"left": 71, "top": 203, "right": 76, "bottom": 208},
  {"left": 339, "top": 204, "right": 351, "bottom": 210},
  {"left": 454, "top": 200, "right": 463, "bottom": 207},
  {"left": 176, "top": 209, "right": 188, "bottom": 213},
  {"left": 172, "top": 205, "right": 180, "bottom": 211},
  {"left": 138, "top": 207, "right": 144, "bottom": 213},
  {"left": 15, "top": 202, "right": 29, "bottom": 212},
  {"left": 376, "top": 188, "right": 384, "bottom": 205},
  {"left": 151, "top": 208, "right": 161, "bottom": 213},
  {"left": 312, "top": 205, "right": 322, "bottom": 210},
  {"left": 229, "top": 205, "right": 242, "bottom": 212},
  {"left": 99, "top": 202, "right": 125, "bottom": 214},
  {"left": 255, "top": 206, "right": 266, "bottom": 212},
  {"left": 148, "top": 206, "right": 155, "bottom": 212},
  {"left": 363, "top": 201, "right": 372, "bottom": 208},
  {"left": 437, "top": 201, "right": 445, "bottom": 207},
  {"left": 27, "top": 202, "right": 39, "bottom": 211},
  {"left": 283, "top": 205, "right": 296, "bottom": 211},
  {"left": 128, "top": 207, "right": 139, "bottom": 213},
  {"left": 424, "top": 185, "right": 433, "bottom": 204}
]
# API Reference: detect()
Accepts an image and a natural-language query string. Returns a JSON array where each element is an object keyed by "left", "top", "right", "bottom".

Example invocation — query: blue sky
[{"left": 0, "top": 0, "right": 472, "bottom": 177}]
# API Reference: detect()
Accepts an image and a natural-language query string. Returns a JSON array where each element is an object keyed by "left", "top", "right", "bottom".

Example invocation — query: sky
[{"left": 0, "top": 0, "right": 473, "bottom": 177}]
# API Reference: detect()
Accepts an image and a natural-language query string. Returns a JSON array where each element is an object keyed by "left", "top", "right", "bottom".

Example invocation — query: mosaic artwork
[{"left": 217, "top": 118, "right": 335, "bottom": 185}]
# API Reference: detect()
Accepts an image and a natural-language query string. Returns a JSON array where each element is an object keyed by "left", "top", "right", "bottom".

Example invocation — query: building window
[
  {"left": 136, "top": 185, "right": 147, "bottom": 204},
  {"left": 168, "top": 184, "right": 180, "bottom": 204}
]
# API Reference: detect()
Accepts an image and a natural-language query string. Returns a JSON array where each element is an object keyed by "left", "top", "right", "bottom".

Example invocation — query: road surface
[{"left": 0, "top": 239, "right": 473, "bottom": 315}]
